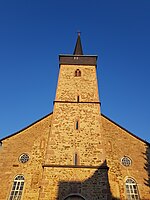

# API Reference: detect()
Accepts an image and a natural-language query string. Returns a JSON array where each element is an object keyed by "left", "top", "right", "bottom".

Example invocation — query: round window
[
  {"left": 19, "top": 153, "right": 29, "bottom": 163},
  {"left": 121, "top": 156, "right": 132, "bottom": 167}
]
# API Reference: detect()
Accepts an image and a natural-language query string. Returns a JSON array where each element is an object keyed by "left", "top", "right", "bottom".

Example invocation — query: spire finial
[
  {"left": 77, "top": 31, "right": 81, "bottom": 36},
  {"left": 73, "top": 32, "right": 83, "bottom": 55}
]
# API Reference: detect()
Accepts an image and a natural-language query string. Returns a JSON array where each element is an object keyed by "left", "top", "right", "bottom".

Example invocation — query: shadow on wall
[
  {"left": 56, "top": 160, "right": 120, "bottom": 200},
  {"left": 144, "top": 143, "right": 150, "bottom": 187}
]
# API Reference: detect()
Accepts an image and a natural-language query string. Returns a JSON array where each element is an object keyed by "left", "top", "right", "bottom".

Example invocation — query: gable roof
[
  {"left": 1, "top": 112, "right": 149, "bottom": 147},
  {"left": 101, "top": 113, "right": 150, "bottom": 146},
  {"left": 0, "top": 112, "right": 53, "bottom": 141}
]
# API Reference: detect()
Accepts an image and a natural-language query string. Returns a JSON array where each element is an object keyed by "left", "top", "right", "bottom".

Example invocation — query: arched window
[
  {"left": 64, "top": 194, "right": 85, "bottom": 200},
  {"left": 75, "top": 69, "right": 81, "bottom": 77},
  {"left": 9, "top": 175, "right": 24, "bottom": 200},
  {"left": 125, "top": 178, "right": 140, "bottom": 200}
]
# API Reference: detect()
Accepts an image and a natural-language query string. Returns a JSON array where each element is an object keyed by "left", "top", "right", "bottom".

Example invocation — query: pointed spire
[{"left": 73, "top": 32, "right": 83, "bottom": 55}]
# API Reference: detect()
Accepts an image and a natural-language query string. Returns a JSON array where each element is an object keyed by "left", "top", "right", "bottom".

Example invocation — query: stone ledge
[{"left": 42, "top": 164, "right": 109, "bottom": 170}]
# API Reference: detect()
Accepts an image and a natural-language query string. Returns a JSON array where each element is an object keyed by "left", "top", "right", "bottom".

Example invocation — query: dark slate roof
[
  {"left": 73, "top": 33, "right": 83, "bottom": 55},
  {"left": 59, "top": 33, "right": 98, "bottom": 66}
]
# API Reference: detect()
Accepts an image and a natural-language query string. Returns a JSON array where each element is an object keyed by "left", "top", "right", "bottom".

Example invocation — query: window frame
[
  {"left": 75, "top": 69, "right": 81, "bottom": 77},
  {"left": 121, "top": 156, "right": 132, "bottom": 167},
  {"left": 19, "top": 153, "right": 29, "bottom": 163},
  {"left": 125, "top": 178, "right": 140, "bottom": 200},
  {"left": 9, "top": 175, "right": 25, "bottom": 200}
]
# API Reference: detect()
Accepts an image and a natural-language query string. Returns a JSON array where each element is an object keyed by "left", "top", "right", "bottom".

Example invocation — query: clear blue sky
[{"left": 0, "top": 0, "right": 150, "bottom": 142}]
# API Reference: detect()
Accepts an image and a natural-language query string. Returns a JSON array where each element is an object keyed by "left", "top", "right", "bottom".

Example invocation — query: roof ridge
[
  {"left": 0, "top": 112, "right": 53, "bottom": 141},
  {"left": 101, "top": 113, "right": 150, "bottom": 146}
]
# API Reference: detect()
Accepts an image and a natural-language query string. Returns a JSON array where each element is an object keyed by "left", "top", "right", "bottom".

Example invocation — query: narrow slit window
[
  {"left": 74, "top": 153, "right": 78, "bottom": 165},
  {"left": 75, "top": 69, "right": 81, "bottom": 77},
  {"left": 77, "top": 96, "right": 79, "bottom": 102},
  {"left": 76, "top": 120, "right": 79, "bottom": 130}
]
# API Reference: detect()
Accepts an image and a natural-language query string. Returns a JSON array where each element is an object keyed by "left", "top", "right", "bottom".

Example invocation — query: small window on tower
[
  {"left": 76, "top": 120, "right": 79, "bottom": 130},
  {"left": 74, "top": 56, "right": 79, "bottom": 60},
  {"left": 74, "top": 153, "right": 78, "bottom": 165},
  {"left": 77, "top": 95, "right": 80, "bottom": 102},
  {"left": 75, "top": 69, "right": 81, "bottom": 77}
]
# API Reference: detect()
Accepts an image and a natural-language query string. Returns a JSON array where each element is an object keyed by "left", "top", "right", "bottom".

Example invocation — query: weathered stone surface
[
  {"left": 101, "top": 115, "right": 150, "bottom": 199},
  {"left": 39, "top": 167, "right": 110, "bottom": 200},
  {"left": 0, "top": 60, "right": 149, "bottom": 200},
  {"left": 0, "top": 114, "right": 52, "bottom": 199}
]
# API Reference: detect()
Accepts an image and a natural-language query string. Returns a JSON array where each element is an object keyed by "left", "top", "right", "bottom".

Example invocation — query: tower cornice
[{"left": 59, "top": 54, "right": 98, "bottom": 66}]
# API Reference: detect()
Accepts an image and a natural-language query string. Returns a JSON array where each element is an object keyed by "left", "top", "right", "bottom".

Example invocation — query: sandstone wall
[
  {"left": 55, "top": 65, "right": 99, "bottom": 102},
  {"left": 42, "top": 64, "right": 109, "bottom": 200},
  {"left": 101, "top": 114, "right": 150, "bottom": 199},
  {"left": 0, "top": 114, "right": 52, "bottom": 200},
  {"left": 1, "top": 60, "right": 149, "bottom": 200},
  {"left": 39, "top": 167, "right": 110, "bottom": 200}
]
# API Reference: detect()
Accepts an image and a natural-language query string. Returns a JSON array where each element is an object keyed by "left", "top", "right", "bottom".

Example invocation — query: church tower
[
  {"left": 40, "top": 34, "right": 110, "bottom": 199},
  {"left": 45, "top": 33, "right": 104, "bottom": 166},
  {"left": 1, "top": 34, "right": 149, "bottom": 200}
]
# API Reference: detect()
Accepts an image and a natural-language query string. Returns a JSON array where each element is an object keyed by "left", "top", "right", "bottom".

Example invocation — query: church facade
[{"left": 0, "top": 35, "right": 150, "bottom": 200}]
